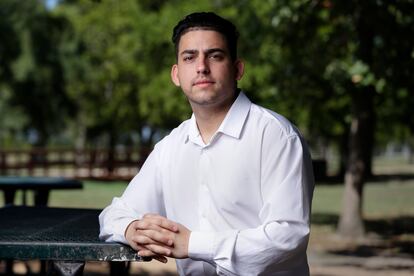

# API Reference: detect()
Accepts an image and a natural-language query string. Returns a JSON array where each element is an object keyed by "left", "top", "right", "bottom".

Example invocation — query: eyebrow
[{"left": 180, "top": 48, "right": 227, "bottom": 56}]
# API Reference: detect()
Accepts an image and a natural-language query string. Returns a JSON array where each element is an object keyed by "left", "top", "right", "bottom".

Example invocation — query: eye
[
  {"left": 183, "top": 55, "right": 194, "bottom": 62},
  {"left": 209, "top": 53, "right": 224, "bottom": 61}
]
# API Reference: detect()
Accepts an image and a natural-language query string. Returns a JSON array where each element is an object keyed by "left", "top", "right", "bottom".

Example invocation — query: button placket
[{"left": 198, "top": 148, "right": 211, "bottom": 229}]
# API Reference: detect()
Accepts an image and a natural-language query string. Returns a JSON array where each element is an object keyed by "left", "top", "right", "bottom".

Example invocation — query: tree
[
  {"left": 336, "top": 0, "right": 414, "bottom": 237},
  {"left": 57, "top": 0, "right": 196, "bottom": 150},
  {"left": 225, "top": 0, "right": 414, "bottom": 237},
  {"left": 0, "top": 0, "right": 75, "bottom": 147}
]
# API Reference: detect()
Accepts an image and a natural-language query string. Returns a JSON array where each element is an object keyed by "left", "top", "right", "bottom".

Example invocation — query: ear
[
  {"left": 234, "top": 59, "right": 245, "bottom": 81},
  {"left": 171, "top": 64, "right": 180, "bottom": 86}
]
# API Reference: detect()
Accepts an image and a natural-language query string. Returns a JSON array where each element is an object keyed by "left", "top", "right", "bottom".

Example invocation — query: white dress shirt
[{"left": 99, "top": 91, "right": 314, "bottom": 276}]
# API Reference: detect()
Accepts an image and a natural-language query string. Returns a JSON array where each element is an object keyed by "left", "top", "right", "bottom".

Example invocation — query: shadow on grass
[
  {"left": 317, "top": 173, "right": 414, "bottom": 185},
  {"left": 312, "top": 213, "right": 414, "bottom": 235},
  {"left": 312, "top": 213, "right": 414, "bottom": 257}
]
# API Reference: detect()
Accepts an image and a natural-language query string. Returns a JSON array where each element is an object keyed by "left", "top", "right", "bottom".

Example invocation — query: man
[{"left": 99, "top": 12, "right": 314, "bottom": 275}]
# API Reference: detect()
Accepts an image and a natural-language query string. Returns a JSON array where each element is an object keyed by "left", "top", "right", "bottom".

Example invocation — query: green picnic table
[
  {"left": 0, "top": 206, "right": 147, "bottom": 275},
  {"left": 0, "top": 176, "right": 83, "bottom": 206}
]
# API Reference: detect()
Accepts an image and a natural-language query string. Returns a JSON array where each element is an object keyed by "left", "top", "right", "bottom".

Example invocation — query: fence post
[{"left": 0, "top": 151, "right": 6, "bottom": 175}]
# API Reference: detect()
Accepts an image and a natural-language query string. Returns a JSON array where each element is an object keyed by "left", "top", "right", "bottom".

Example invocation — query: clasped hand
[{"left": 125, "top": 213, "right": 190, "bottom": 263}]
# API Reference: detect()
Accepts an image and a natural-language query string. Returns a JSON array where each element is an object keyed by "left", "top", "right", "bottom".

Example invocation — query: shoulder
[
  {"left": 248, "top": 103, "right": 301, "bottom": 140},
  {"left": 248, "top": 104, "right": 312, "bottom": 164},
  {"left": 153, "top": 118, "right": 191, "bottom": 151}
]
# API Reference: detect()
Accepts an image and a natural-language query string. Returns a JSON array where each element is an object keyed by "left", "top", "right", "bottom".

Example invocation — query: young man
[{"left": 99, "top": 12, "right": 314, "bottom": 275}]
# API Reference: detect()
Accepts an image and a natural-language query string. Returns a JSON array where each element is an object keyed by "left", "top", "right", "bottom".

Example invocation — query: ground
[{"left": 2, "top": 159, "right": 413, "bottom": 275}]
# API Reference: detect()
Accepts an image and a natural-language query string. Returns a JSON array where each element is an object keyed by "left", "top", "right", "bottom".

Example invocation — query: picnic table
[
  {"left": 0, "top": 176, "right": 83, "bottom": 206},
  {"left": 0, "top": 206, "right": 147, "bottom": 275}
]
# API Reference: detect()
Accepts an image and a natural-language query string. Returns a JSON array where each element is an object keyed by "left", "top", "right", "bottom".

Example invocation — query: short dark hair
[{"left": 172, "top": 12, "right": 239, "bottom": 61}]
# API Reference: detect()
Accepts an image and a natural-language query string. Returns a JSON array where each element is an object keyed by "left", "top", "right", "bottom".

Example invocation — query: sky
[{"left": 45, "top": 0, "right": 59, "bottom": 9}]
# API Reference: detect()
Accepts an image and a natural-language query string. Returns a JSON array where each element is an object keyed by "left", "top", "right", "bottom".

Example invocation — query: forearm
[
  {"left": 188, "top": 220, "right": 310, "bottom": 275},
  {"left": 99, "top": 145, "right": 166, "bottom": 243},
  {"left": 99, "top": 198, "right": 141, "bottom": 244}
]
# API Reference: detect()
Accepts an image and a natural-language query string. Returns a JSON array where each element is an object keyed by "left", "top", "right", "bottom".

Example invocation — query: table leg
[
  {"left": 3, "top": 189, "right": 16, "bottom": 206},
  {"left": 110, "top": 261, "right": 130, "bottom": 276},
  {"left": 22, "top": 189, "right": 27, "bottom": 206},
  {"left": 47, "top": 260, "right": 85, "bottom": 276},
  {"left": 5, "top": 260, "right": 14, "bottom": 274},
  {"left": 34, "top": 190, "right": 50, "bottom": 206}
]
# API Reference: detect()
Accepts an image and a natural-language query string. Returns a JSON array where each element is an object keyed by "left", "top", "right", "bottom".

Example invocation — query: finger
[
  {"left": 137, "top": 249, "right": 168, "bottom": 263},
  {"left": 153, "top": 255, "right": 168, "bottom": 263},
  {"left": 136, "top": 246, "right": 168, "bottom": 263},
  {"left": 132, "top": 232, "right": 160, "bottom": 245},
  {"left": 129, "top": 241, "right": 141, "bottom": 252},
  {"left": 135, "top": 229, "right": 174, "bottom": 246},
  {"left": 134, "top": 220, "right": 164, "bottom": 232},
  {"left": 145, "top": 243, "right": 173, "bottom": 257},
  {"left": 141, "top": 215, "right": 179, "bottom": 232}
]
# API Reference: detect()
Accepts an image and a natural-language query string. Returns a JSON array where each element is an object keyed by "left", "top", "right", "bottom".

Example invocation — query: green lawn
[
  {"left": 313, "top": 179, "right": 414, "bottom": 218},
  {"left": 2, "top": 177, "right": 413, "bottom": 220},
  {"left": 48, "top": 181, "right": 129, "bottom": 209},
  {"left": 0, "top": 181, "right": 128, "bottom": 209}
]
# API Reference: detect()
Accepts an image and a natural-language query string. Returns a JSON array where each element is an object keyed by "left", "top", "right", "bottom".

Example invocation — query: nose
[{"left": 196, "top": 56, "right": 210, "bottom": 74}]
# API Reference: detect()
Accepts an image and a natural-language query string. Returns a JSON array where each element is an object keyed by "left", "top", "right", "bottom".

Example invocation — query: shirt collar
[
  {"left": 185, "top": 91, "right": 251, "bottom": 144},
  {"left": 217, "top": 91, "right": 251, "bottom": 139},
  {"left": 187, "top": 113, "right": 201, "bottom": 144}
]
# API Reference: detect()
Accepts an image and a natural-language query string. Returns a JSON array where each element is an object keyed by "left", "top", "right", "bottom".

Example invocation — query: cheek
[{"left": 179, "top": 74, "right": 192, "bottom": 86}]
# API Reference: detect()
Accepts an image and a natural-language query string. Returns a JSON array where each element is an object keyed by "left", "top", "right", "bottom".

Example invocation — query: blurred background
[{"left": 0, "top": 0, "right": 413, "bottom": 275}]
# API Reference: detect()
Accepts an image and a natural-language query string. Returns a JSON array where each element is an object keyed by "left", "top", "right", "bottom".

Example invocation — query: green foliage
[
  {"left": 0, "top": 0, "right": 413, "bottom": 152},
  {"left": 0, "top": 87, "right": 28, "bottom": 147},
  {"left": 57, "top": 0, "right": 201, "bottom": 145},
  {"left": 231, "top": 0, "right": 413, "bottom": 152},
  {"left": 0, "top": 0, "right": 76, "bottom": 146}
]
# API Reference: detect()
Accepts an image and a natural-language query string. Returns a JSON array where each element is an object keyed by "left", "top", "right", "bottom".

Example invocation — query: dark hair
[{"left": 172, "top": 12, "right": 239, "bottom": 61}]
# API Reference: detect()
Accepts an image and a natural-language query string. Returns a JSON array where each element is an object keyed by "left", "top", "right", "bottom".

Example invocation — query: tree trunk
[
  {"left": 107, "top": 128, "right": 117, "bottom": 176},
  {"left": 337, "top": 2, "right": 377, "bottom": 238},
  {"left": 337, "top": 86, "right": 375, "bottom": 237},
  {"left": 337, "top": 127, "right": 349, "bottom": 180}
]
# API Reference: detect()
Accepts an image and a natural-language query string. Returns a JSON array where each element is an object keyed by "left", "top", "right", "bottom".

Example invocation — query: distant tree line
[{"left": 1, "top": 0, "right": 413, "bottom": 237}]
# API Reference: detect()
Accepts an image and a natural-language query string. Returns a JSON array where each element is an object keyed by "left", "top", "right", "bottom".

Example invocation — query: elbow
[
  {"left": 279, "top": 222, "right": 310, "bottom": 258},
  {"left": 254, "top": 225, "right": 310, "bottom": 275},
  {"left": 290, "top": 223, "right": 310, "bottom": 251},
  {"left": 98, "top": 215, "right": 113, "bottom": 242},
  {"left": 98, "top": 208, "right": 118, "bottom": 242},
  {"left": 98, "top": 231, "right": 113, "bottom": 242},
  {"left": 263, "top": 221, "right": 310, "bottom": 269}
]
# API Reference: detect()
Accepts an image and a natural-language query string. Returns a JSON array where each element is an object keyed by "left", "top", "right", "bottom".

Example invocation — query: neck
[
  {"left": 193, "top": 106, "right": 229, "bottom": 144},
  {"left": 192, "top": 92, "right": 238, "bottom": 144}
]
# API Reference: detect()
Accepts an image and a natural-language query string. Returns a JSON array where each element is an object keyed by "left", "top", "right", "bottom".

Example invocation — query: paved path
[{"left": 309, "top": 250, "right": 414, "bottom": 276}]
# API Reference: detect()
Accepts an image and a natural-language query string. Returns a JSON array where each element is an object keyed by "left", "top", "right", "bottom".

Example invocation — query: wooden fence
[
  {"left": 0, "top": 148, "right": 327, "bottom": 181},
  {"left": 0, "top": 147, "right": 152, "bottom": 181}
]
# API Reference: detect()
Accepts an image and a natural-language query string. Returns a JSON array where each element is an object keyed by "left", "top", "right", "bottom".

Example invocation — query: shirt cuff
[{"left": 188, "top": 231, "right": 216, "bottom": 262}]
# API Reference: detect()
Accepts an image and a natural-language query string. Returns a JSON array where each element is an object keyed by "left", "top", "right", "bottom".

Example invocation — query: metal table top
[
  {"left": 0, "top": 176, "right": 82, "bottom": 189},
  {"left": 0, "top": 206, "right": 145, "bottom": 262}
]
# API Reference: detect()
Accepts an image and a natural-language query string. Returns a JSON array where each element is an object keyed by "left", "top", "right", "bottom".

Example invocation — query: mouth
[{"left": 193, "top": 79, "right": 215, "bottom": 87}]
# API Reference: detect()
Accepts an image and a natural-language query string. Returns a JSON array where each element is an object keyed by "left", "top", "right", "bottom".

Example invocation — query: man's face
[{"left": 171, "top": 30, "right": 244, "bottom": 109}]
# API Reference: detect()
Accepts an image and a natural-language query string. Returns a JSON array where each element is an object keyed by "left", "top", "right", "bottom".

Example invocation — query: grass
[
  {"left": 313, "top": 179, "right": 414, "bottom": 218},
  {"left": 2, "top": 162, "right": 413, "bottom": 275},
  {"left": 2, "top": 160, "right": 413, "bottom": 275},
  {"left": 48, "top": 181, "right": 129, "bottom": 209},
  {"left": 0, "top": 181, "right": 129, "bottom": 209},
  {"left": 2, "top": 174, "right": 414, "bottom": 217}
]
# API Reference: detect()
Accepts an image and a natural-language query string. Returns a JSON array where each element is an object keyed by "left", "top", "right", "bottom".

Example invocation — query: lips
[{"left": 193, "top": 79, "right": 215, "bottom": 86}]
